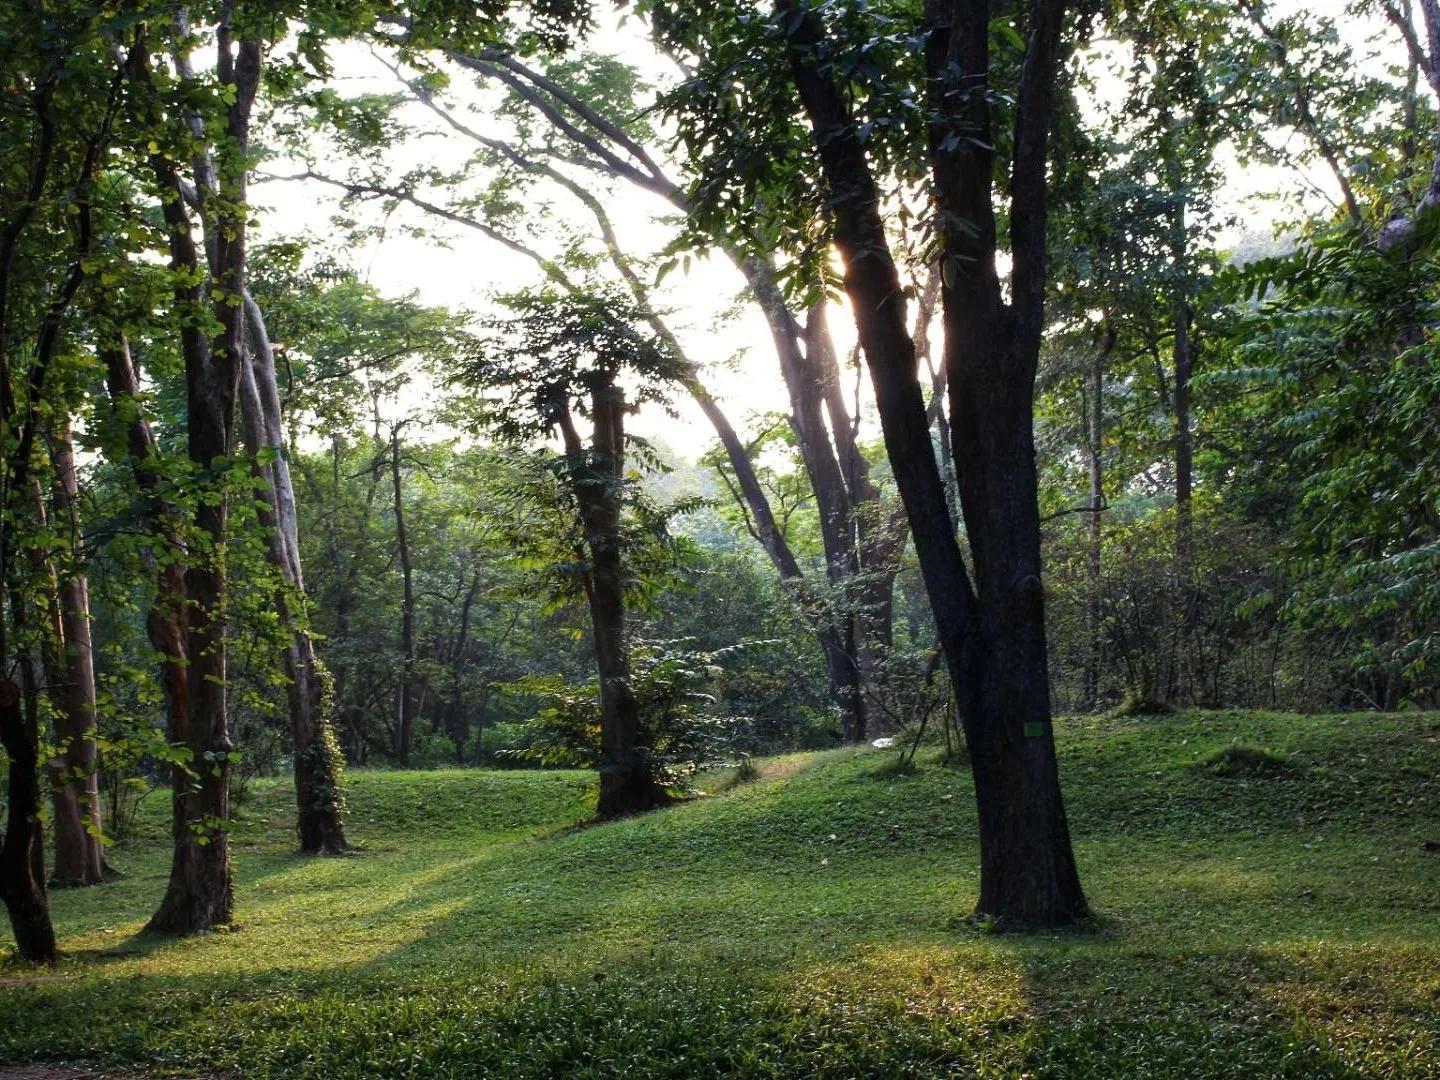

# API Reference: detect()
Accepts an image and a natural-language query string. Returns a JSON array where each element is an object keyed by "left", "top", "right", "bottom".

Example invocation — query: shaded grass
[{"left": 2, "top": 711, "right": 1438, "bottom": 1077}]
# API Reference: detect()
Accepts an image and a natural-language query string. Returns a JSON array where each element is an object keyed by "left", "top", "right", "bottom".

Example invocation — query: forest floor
[{"left": 2, "top": 710, "right": 1438, "bottom": 1078}]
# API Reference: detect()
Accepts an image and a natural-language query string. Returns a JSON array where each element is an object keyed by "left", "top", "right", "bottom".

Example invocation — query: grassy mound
[
  {"left": 2, "top": 711, "right": 1438, "bottom": 1078},
  {"left": 1199, "top": 743, "right": 1294, "bottom": 778}
]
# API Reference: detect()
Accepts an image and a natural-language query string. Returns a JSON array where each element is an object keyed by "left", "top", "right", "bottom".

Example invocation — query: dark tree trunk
[
  {"left": 238, "top": 296, "right": 348, "bottom": 852},
  {"left": 389, "top": 428, "right": 417, "bottom": 767},
  {"left": 1173, "top": 302, "right": 1194, "bottom": 567},
  {"left": 777, "top": 0, "right": 1086, "bottom": 927},
  {"left": 692, "top": 387, "right": 868, "bottom": 740},
  {"left": 0, "top": 679, "right": 57, "bottom": 964},
  {"left": 808, "top": 304, "right": 907, "bottom": 716},
  {"left": 44, "top": 427, "right": 108, "bottom": 886},
  {"left": 744, "top": 258, "right": 876, "bottom": 741}
]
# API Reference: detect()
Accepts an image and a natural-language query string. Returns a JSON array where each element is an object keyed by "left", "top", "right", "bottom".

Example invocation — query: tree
[
  {"left": 0, "top": 1, "right": 131, "bottom": 962},
  {"left": 43, "top": 422, "right": 111, "bottom": 886},
  {"left": 235, "top": 296, "right": 349, "bottom": 851},
  {"left": 460, "top": 286, "right": 688, "bottom": 817},
  {"left": 651, "top": 0, "right": 1087, "bottom": 925},
  {"left": 114, "top": 5, "right": 268, "bottom": 934}
]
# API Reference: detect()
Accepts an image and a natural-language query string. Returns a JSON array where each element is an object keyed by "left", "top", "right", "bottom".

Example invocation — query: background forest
[{"left": 0, "top": 0, "right": 1437, "bottom": 1070}]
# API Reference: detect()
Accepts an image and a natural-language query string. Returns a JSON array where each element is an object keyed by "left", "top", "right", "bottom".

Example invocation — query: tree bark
[
  {"left": 445, "top": 567, "right": 482, "bottom": 764},
  {"left": 44, "top": 426, "right": 108, "bottom": 886},
  {"left": 754, "top": 275, "right": 871, "bottom": 741},
  {"left": 99, "top": 335, "right": 192, "bottom": 833},
  {"left": 0, "top": 50, "right": 116, "bottom": 958}
]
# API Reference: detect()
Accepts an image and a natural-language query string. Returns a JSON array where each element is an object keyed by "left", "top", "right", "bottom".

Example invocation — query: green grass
[{"left": 3, "top": 710, "right": 1439, "bottom": 1077}]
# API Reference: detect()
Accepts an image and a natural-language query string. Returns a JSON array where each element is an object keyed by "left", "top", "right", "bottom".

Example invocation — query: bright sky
[{"left": 251, "top": 0, "right": 1398, "bottom": 460}]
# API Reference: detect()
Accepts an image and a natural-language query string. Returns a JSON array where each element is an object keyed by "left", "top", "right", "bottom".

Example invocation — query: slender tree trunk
[
  {"left": 238, "top": 296, "right": 348, "bottom": 852},
  {"left": 742, "top": 259, "right": 881, "bottom": 739},
  {"left": 0, "top": 55, "right": 111, "bottom": 960},
  {"left": 807, "top": 304, "right": 907, "bottom": 715},
  {"left": 1172, "top": 301, "right": 1194, "bottom": 568},
  {"left": 1082, "top": 324, "right": 1114, "bottom": 710},
  {"left": 1171, "top": 299, "right": 1196, "bottom": 703},
  {"left": 390, "top": 429, "right": 417, "bottom": 767},
  {"left": 44, "top": 427, "right": 108, "bottom": 886}
]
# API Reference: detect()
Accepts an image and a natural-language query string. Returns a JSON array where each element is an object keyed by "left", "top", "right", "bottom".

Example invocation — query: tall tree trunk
[
  {"left": 0, "top": 679, "right": 56, "bottom": 963},
  {"left": 142, "top": 24, "right": 262, "bottom": 934},
  {"left": 0, "top": 50, "right": 111, "bottom": 962},
  {"left": 44, "top": 427, "right": 108, "bottom": 886},
  {"left": 807, "top": 304, "right": 907, "bottom": 714},
  {"left": 778, "top": 0, "right": 1085, "bottom": 926},
  {"left": 1083, "top": 324, "right": 1114, "bottom": 710},
  {"left": 238, "top": 296, "right": 348, "bottom": 852},
  {"left": 1172, "top": 300, "right": 1194, "bottom": 566},
  {"left": 389, "top": 428, "right": 417, "bottom": 767}
]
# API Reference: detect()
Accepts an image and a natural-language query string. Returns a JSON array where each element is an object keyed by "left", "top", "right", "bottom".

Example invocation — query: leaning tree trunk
[
  {"left": 749, "top": 266, "right": 872, "bottom": 742},
  {"left": 43, "top": 426, "right": 108, "bottom": 886},
  {"left": 239, "top": 295, "right": 348, "bottom": 852}
]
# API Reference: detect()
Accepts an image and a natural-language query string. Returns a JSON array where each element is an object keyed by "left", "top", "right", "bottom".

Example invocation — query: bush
[{"left": 501, "top": 639, "right": 756, "bottom": 792}]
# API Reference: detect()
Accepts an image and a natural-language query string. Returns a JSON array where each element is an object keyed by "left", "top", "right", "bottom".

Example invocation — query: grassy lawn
[{"left": 2, "top": 710, "right": 1438, "bottom": 1077}]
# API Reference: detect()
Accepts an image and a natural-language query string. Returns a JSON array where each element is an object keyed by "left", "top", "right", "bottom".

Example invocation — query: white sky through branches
[{"left": 252, "top": 0, "right": 1394, "bottom": 460}]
